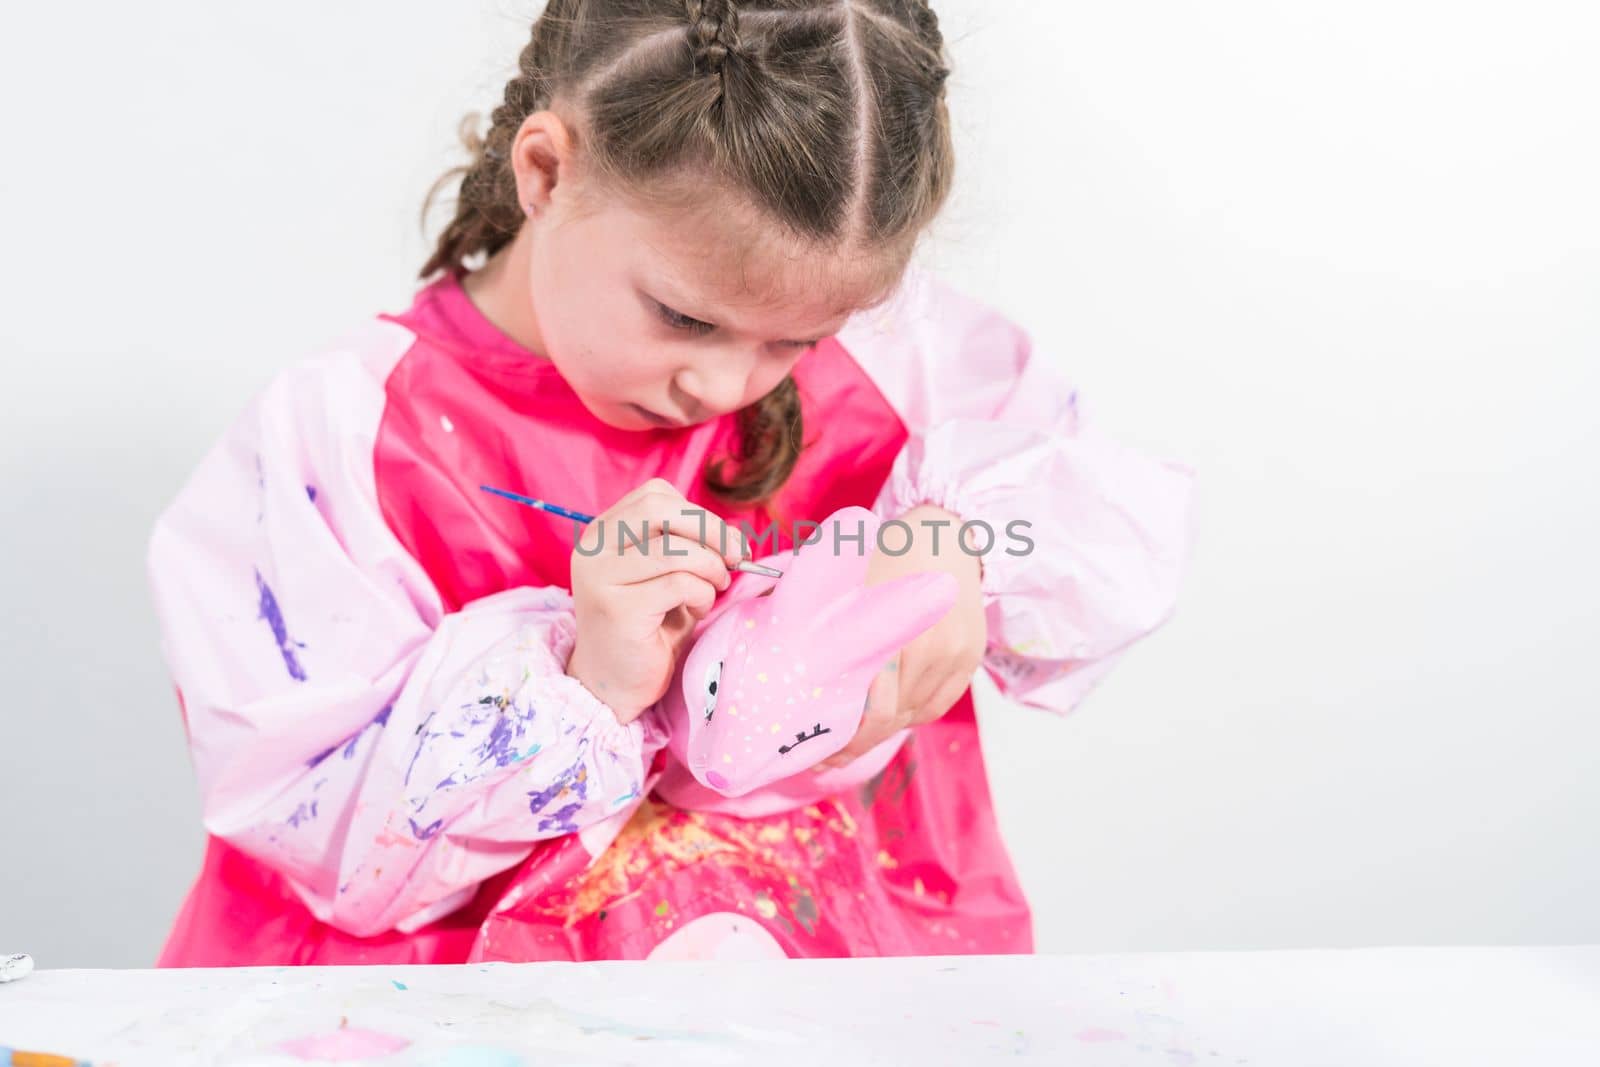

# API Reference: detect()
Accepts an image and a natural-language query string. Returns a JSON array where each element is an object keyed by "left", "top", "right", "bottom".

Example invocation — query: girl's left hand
[{"left": 819, "top": 504, "right": 987, "bottom": 770}]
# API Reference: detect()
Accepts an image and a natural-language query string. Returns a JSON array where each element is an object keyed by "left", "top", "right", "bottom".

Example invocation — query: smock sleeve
[
  {"left": 838, "top": 270, "right": 1196, "bottom": 714},
  {"left": 147, "top": 321, "right": 663, "bottom": 937}
]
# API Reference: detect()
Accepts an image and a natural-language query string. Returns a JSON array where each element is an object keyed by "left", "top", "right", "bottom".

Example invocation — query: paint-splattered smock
[{"left": 148, "top": 266, "right": 1193, "bottom": 965}]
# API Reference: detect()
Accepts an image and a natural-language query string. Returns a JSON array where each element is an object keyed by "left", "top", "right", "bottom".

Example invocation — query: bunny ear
[
  {"left": 820, "top": 570, "right": 962, "bottom": 677},
  {"left": 768, "top": 506, "right": 882, "bottom": 614}
]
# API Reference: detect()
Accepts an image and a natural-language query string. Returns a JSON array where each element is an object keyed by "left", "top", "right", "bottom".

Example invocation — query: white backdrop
[{"left": 1, "top": 1, "right": 1595, "bottom": 967}]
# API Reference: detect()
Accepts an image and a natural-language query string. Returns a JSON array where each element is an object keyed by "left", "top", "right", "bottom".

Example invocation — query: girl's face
[{"left": 497, "top": 113, "right": 896, "bottom": 432}]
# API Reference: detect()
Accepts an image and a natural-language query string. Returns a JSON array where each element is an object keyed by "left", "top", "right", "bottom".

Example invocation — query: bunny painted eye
[{"left": 702, "top": 660, "right": 722, "bottom": 723}]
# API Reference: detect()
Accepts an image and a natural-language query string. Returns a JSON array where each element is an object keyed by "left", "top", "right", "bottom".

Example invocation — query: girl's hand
[
  {"left": 566, "top": 478, "right": 751, "bottom": 723},
  {"left": 819, "top": 504, "right": 987, "bottom": 769}
]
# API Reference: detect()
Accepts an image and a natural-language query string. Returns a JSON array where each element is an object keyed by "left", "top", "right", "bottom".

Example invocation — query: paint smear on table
[
  {"left": 279, "top": 1027, "right": 411, "bottom": 1060},
  {"left": 1075, "top": 1027, "right": 1128, "bottom": 1042}
]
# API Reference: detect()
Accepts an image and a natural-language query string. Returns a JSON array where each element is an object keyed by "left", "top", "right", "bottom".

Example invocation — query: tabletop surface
[{"left": 2, "top": 946, "right": 1597, "bottom": 1066}]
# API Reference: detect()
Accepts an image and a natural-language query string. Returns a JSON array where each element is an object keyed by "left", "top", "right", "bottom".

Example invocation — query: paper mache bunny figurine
[{"left": 652, "top": 505, "right": 960, "bottom": 818}]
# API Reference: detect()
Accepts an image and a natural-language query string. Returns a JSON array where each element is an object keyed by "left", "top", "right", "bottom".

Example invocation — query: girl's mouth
[{"left": 629, "top": 403, "right": 691, "bottom": 428}]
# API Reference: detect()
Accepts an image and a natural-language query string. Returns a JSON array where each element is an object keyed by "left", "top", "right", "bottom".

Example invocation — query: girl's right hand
[{"left": 565, "top": 478, "right": 751, "bottom": 723}]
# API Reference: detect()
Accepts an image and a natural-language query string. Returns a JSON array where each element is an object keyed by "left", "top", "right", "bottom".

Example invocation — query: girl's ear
[{"left": 512, "top": 111, "right": 574, "bottom": 217}]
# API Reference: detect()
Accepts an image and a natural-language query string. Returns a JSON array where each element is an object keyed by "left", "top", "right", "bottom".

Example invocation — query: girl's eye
[{"left": 657, "top": 302, "right": 715, "bottom": 336}]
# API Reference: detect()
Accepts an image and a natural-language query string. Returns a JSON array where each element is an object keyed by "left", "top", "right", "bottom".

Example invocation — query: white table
[{"left": 2, "top": 948, "right": 1597, "bottom": 1066}]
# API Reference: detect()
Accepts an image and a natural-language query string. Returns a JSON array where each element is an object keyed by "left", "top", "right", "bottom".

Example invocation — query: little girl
[{"left": 149, "top": 0, "right": 1192, "bottom": 966}]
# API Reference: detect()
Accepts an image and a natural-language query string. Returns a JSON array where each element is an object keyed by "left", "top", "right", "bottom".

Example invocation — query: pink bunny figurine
[{"left": 660, "top": 506, "right": 959, "bottom": 802}]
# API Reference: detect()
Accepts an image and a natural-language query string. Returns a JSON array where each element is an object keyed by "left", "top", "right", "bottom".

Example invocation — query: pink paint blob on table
[
  {"left": 1074, "top": 1027, "right": 1128, "bottom": 1043},
  {"left": 279, "top": 1027, "right": 412, "bottom": 1060}
]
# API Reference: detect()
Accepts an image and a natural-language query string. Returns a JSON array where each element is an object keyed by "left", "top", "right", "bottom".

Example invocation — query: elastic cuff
[{"left": 883, "top": 476, "right": 1000, "bottom": 601}]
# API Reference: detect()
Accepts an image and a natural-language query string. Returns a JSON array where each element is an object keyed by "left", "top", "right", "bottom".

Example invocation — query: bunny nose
[{"left": 706, "top": 770, "right": 730, "bottom": 790}]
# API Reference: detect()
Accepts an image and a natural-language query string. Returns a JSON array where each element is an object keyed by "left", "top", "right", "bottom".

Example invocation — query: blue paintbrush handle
[
  {"left": 478, "top": 485, "right": 596, "bottom": 524},
  {"left": 478, "top": 484, "right": 783, "bottom": 579}
]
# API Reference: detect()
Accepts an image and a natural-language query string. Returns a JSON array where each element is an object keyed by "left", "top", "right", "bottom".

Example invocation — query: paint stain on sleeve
[{"left": 254, "top": 569, "right": 308, "bottom": 681}]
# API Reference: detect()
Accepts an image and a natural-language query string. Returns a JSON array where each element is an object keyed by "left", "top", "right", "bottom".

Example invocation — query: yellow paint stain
[
  {"left": 722, "top": 754, "right": 732, "bottom": 763},
  {"left": 812, "top": 687, "right": 822, "bottom": 698},
  {"left": 770, "top": 723, "right": 780, "bottom": 733},
  {"left": 827, "top": 807, "right": 860, "bottom": 839},
  {"left": 507, "top": 797, "right": 857, "bottom": 934},
  {"left": 876, "top": 850, "right": 899, "bottom": 869},
  {"left": 913, "top": 877, "right": 926, "bottom": 897},
  {"left": 745, "top": 619, "right": 755, "bottom": 629},
  {"left": 727, "top": 705, "right": 738, "bottom": 717},
  {"left": 757, "top": 672, "right": 768, "bottom": 683}
]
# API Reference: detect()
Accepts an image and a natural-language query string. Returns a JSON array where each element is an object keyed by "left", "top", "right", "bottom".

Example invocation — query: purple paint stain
[
  {"left": 254, "top": 455, "right": 266, "bottom": 524},
  {"left": 537, "top": 801, "right": 584, "bottom": 834},
  {"left": 476, "top": 708, "right": 528, "bottom": 769},
  {"left": 409, "top": 817, "right": 444, "bottom": 841},
  {"left": 403, "top": 711, "right": 438, "bottom": 787},
  {"left": 526, "top": 751, "right": 589, "bottom": 817},
  {"left": 306, "top": 739, "right": 340, "bottom": 767},
  {"left": 525, "top": 777, "right": 567, "bottom": 815},
  {"left": 254, "top": 569, "right": 307, "bottom": 682},
  {"left": 305, "top": 706, "right": 391, "bottom": 768},
  {"left": 287, "top": 799, "right": 318, "bottom": 828}
]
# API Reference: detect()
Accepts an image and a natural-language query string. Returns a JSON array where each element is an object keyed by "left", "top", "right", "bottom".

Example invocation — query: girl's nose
[{"left": 674, "top": 347, "right": 758, "bottom": 417}]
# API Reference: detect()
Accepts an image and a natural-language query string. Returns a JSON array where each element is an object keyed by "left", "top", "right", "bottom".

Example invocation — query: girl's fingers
[
  {"left": 607, "top": 531, "right": 733, "bottom": 591},
  {"left": 820, "top": 654, "right": 902, "bottom": 769},
  {"left": 895, "top": 644, "right": 937, "bottom": 724},
  {"left": 905, "top": 671, "right": 974, "bottom": 728},
  {"left": 630, "top": 569, "right": 720, "bottom": 621},
  {"left": 897, "top": 628, "right": 982, "bottom": 726},
  {"left": 601, "top": 480, "right": 751, "bottom": 565}
]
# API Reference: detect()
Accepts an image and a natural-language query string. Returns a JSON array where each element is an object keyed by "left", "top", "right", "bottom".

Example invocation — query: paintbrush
[{"left": 479, "top": 485, "right": 784, "bottom": 579}]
